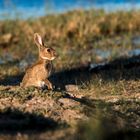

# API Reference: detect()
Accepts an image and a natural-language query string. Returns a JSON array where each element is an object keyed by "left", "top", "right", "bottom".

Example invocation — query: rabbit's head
[{"left": 34, "top": 33, "right": 57, "bottom": 60}]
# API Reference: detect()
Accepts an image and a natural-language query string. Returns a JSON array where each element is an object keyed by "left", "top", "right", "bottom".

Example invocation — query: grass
[{"left": 0, "top": 9, "right": 140, "bottom": 140}]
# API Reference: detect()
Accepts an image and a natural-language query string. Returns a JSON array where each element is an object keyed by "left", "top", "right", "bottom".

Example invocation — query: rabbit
[{"left": 20, "top": 33, "right": 57, "bottom": 90}]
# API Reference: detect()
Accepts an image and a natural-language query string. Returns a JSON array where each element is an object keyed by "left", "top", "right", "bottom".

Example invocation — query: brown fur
[{"left": 20, "top": 33, "right": 56, "bottom": 89}]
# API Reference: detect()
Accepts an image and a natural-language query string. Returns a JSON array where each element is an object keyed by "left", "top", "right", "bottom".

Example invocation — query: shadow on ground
[
  {"left": 0, "top": 108, "right": 58, "bottom": 134},
  {"left": 105, "top": 130, "right": 140, "bottom": 140},
  {"left": 0, "top": 74, "right": 23, "bottom": 86},
  {"left": 0, "top": 55, "right": 139, "bottom": 89},
  {"left": 50, "top": 55, "right": 140, "bottom": 89}
]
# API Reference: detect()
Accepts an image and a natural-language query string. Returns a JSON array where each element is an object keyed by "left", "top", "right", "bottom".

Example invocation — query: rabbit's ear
[{"left": 34, "top": 33, "right": 44, "bottom": 47}]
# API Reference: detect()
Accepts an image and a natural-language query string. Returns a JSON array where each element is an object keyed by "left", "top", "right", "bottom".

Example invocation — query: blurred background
[{"left": 0, "top": 0, "right": 140, "bottom": 69}]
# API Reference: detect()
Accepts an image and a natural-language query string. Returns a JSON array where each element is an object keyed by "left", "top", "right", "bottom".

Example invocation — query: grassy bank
[{"left": 0, "top": 9, "right": 140, "bottom": 140}]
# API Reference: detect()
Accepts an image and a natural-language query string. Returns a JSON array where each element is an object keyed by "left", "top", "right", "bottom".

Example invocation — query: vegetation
[{"left": 0, "top": 9, "right": 140, "bottom": 140}]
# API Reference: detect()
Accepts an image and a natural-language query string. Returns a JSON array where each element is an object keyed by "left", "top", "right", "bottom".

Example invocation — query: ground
[{"left": 0, "top": 9, "right": 140, "bottom": 140}]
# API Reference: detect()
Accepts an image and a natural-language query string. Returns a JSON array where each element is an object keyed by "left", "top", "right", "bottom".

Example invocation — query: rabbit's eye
[{"left": 47, "top": 48, "right": 51, "bottom": 52}]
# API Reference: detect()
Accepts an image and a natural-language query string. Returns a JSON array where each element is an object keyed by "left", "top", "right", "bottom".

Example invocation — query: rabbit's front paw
[
  {"left": 44, "top": 79, "right": 53, "bottom": 90},
  {"left": 48, "top": 82, "right": 53, "bottom": 90}
]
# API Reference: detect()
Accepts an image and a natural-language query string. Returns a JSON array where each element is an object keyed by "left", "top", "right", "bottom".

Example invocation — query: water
[
  {"left": 132, "top": 36, "right": 140, "bottom": 46},
  {"left": 0, "top": 0, "right": 140, "bottom": 19},
  {"left": 89, "top": 48, "right": 140, "bottom": 71},
  {"left": 128, "top": 49, "right": 140, "bottom": 56}
]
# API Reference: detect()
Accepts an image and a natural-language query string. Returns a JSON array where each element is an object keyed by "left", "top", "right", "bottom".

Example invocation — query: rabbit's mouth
[
  {"left": 41, "top": 56, "right": 56, "bottom": 61},
  {"left": 49, "top": 57, "right": 56, "bottom": 60}
]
